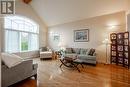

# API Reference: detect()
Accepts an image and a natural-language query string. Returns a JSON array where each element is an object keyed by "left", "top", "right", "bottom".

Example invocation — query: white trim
[
  {"left": 11, "top": 50, "right": 39, "bottom": 54},
  {"left": 5, "top": 28, "right": 39, "bottom": 34}
]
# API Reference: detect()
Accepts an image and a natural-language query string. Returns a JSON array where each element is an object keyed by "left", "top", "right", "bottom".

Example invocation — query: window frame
[{"left": 4, "top": 15, "right": 39, "bottom": 53}]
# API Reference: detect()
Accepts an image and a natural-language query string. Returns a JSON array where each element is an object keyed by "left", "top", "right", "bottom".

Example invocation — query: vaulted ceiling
[{"left": 30, "top": 0, "right": 128, "bottom": 27}]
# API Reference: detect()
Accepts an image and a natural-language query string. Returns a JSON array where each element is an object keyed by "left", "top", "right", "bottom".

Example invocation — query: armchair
[
  {"left": 39, "top": 47, "right": 53, "bottom": 59},
  {"left": 2, "top": 59, "right": 38, "bottom": 87}
]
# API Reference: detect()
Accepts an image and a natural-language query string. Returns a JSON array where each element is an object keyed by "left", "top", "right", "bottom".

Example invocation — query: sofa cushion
[
  {"left": 86, "top": 48, "right": 91, "bottom": 54},
  {"left": 40, "top": 51, "right": 52, "bottom": 54},
  {"left": 65, "top": 53, "right": 77, "bottom": 58},
  {"left": 72, "top": 48, "right": 80, "bottom": 54},
  {"left": 78, "top": 55, "right": 96, "bottom": 60},
  {"left": 1, "top": 53, "right": 23, "bottom": 68},
  {"left": 88, "top": 48, "right": 95, "bottom": 56},
  {"left": 65, "top": 48, "right": 73, "bottom": 53},
  {"left": 41, "top": 47, "right": 47, "bottom": 51},
  {"left": 80, "top": 49, "right": 87, "bottom": 55}
]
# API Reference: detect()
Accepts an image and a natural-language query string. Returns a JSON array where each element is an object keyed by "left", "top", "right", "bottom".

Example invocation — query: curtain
[
  {"left": 28, "top": 34, "right": 38, "bottom": 51},
  {"left": 5, "top": 30, "right": 19, "bottom": 52}
]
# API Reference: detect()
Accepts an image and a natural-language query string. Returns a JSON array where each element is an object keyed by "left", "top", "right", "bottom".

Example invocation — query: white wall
[
  {"left": 48, "top": 11, "right": 126, "bottom": 63},
  {"left": 127, "top": 0, "right": 130, "bottom": 14},
  {"left": 0, "top": 0, "right": 47, "bottom": 58}
]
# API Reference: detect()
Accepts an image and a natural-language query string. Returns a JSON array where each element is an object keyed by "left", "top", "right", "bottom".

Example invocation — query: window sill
[{"left": 12, "top": 50, "right": 39, "bottom": 54}]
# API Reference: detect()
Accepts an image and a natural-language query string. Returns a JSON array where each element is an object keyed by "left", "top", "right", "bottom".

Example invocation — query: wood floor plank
[{"left": 12, "top": 58, "right": 130, "bottom": 87}]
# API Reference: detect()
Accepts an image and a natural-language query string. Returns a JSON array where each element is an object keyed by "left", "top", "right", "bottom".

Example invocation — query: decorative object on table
[
  {"left": 58, "top": 42, "right": 66, "bottom": 57},
  {"left": 58, "top": 42, "right": 66, "bottom": 50},
  {"left": 54, "top": 51, "right": 62, "bottom": 59},
  {"left": 52, "top": 51, "right": 57, "bottom": 59},
  {"left": 110, "top": 32, "right": 130, "bottom": 68},
  {"left": 39, "top": 47, "right": 53, "bottom": 59},
  {"left": 102, "top": 38, "right": 111, "bottom": 64},
  {"left": 74, "top": 29, "right": 89, "bottom": 42}
]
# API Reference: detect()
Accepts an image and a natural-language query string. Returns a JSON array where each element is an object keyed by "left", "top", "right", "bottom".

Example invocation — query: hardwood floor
[{"left": 12, "top": 58, "right": 130, "bottom": 87}]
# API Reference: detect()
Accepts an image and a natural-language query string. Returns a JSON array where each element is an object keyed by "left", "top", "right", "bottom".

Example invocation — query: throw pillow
[
  {"left": 41, "top": 47, "right": 47, "bottom": 51},
  {"left": 91, "top": 49, "right": 95, "bottom": 56},
  {"left": 1, "top": 53, "right": 23, "bottom": 68},
  {"left": 86, "top": 48, "right": 91, "bottom": 54},
  {"left": 43, "top": 47, "right": 47, "bottom": 51},
  {"left": 72, "top": 48, "right": 80, "bottom": 54},
  {"left": 88, "top": 48, "right": 92, "bottom": 55},
  {"left": 88, "top": 48, "right": 95, "bottom": 56}
]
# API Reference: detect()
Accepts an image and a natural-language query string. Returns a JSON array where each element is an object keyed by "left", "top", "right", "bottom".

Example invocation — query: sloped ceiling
[{"left": 31, "top": 0, "right": 128, "bottom": 27}]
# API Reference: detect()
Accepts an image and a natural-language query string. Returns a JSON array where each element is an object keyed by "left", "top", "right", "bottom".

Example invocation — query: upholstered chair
[{"left": 39, "top": 47, "right": 53, "bottom": 59}]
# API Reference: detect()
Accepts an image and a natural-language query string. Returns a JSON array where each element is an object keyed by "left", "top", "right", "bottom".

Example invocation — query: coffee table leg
[
  {"left": 72, "top": 63, "right": 80, "bottom": 72},
  {"left": 81, "top": 64, "right": 84, "bottom": 68},
  {"left": 60, "top": 64, "right": 63, "bottom": 67}
]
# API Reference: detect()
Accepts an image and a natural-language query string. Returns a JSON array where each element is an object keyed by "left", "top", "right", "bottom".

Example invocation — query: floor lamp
[{"left": 102, "top": 38, "right": 111, "bottom": 64}]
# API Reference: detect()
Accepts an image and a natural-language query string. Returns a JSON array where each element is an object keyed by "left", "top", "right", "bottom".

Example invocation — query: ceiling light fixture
[{"left": 22, "top": 0, "right": 32, "bottom": 4}]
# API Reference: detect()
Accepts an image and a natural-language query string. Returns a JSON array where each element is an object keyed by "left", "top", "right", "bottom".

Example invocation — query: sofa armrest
[
  {"left": 32, "top": 63, "right": 38, "bottom": 77},
  {"left": 2, "top": 59, "right": 36, "bottom": 87},
  {"left": 2, "top": 59, "right": 33, "bottom": 71},
  {"left": 2, "top": 59, "right": 33, "bottom": 77},
  {"left": 2, "top": 65, "right": 8, "bottom": 70},
  {"left": 33, "top": 63, "right": 38, "bottom": 70}
]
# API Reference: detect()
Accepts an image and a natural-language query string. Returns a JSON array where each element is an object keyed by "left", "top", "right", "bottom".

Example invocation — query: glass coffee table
[{"left": 59, "top": 56, "right": 84, "bottom": 72}]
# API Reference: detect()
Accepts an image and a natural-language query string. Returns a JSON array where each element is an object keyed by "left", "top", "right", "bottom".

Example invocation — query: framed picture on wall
[
  {"left": 53, "top": 34, "right": 60, "bottom": 42},
  {"left": 74, "top": 29, "right": 89, "bottom": 42}
]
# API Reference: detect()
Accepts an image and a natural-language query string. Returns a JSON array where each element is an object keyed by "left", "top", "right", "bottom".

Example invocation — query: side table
[{"left": 52, "top": 51, "right": 57, "bottom": 59}]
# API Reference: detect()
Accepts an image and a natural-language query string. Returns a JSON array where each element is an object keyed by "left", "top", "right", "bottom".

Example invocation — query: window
[{"left": 4, "top": 16, "right": 39, "bottom": 53}]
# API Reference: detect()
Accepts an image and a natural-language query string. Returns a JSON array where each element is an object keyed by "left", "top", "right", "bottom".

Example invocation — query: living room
[{"left": 0, "top": 0, "right": 130, "bottom": 87}]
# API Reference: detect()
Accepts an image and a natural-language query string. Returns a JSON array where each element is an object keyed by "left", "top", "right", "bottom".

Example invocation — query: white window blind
[
  {"left": 5, "top": 30, "right": 19, "bottom": 52},
  {"left": 4, "top": 16, "right": 39, "bottom": 53}
]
